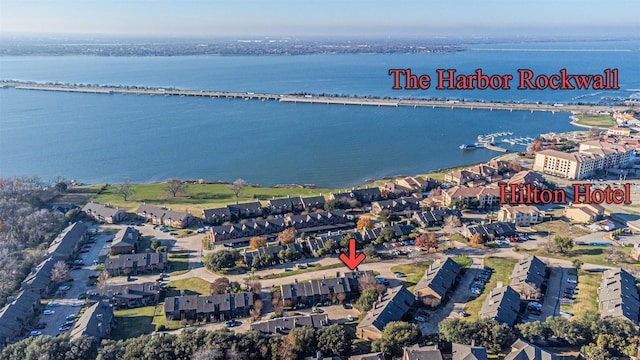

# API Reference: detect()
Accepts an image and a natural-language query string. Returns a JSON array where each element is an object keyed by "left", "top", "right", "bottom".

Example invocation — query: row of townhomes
[
  {"left": 389, "top": 339, "right": 557, "bottom": 360},
  {"left": 598, "top": 268, "right": 640, "bottom": 325},
  {"left": 378, "top": 176, "right": 438, "bottom": 198},
  {"left": 413, "top": 257, "right": 462, "bottom": 307},
  {"left": 280, "top": 271, "right": 375, "bottom": 307},
  {"left": 356, "top": 286, "right": 415, "bottom": 341},
  {"left": 479, "top": 285, "right": 522, "bottom": 327},
  {"left": 444, "top": 160, "right": 510, "bottom": 186},
  {"left": 0, "top": 291, "right": 41, "bottom": 347},
  {"left": 202, "top": 201, "right": 262, "bottom": 224},
  {"left": 87, "top": 282, "right": 161, "bottom": 309},
  {"left": 509, "top": 255, "right": 547, "bottom": 295},
  {"left": 70, "top": 300, "right": 114, "bottom": 341},
  {"left": 104, "top": 252, "right": 167, "bottom": 276},
  {"left": 463, "top": 222, "right": 517, "bottom": 241},
  {"left": 202, "top": 196, "right": 328, "bottom": 225},
  {"left": 497, "top": 205, "right": 542, "bottom": 226},
  {"left": 164, "top": 292, "right": 254, "bottom": 322},
  {"left": 210, "top": 210, "right": 352, "bottom": 245},
  {"left": 370, "top": 197, "right": 421, "bottom": 215},
  {"left": 242, "top": 243, "right": 301, "bottom": 267},
  {"left": 533, "top": 140, "right": 633, "bottom": 179},
  {"left": 109, "top": 226, "right": 141, "bottom": 255},
  {"left": 136, "top": 204, "right": 193, "bottom": 229},
  {"left": 82, "top": 202, "right": 126, "bottom": 223},
  {"left": 330, "top": 187, "right": 383, "bottom": 203},
  {"left": 411, "top": 207, "right": 461, "bottom": 228},
  {"left": 250, "top": 314, "right": 329, "bottom": 335}
]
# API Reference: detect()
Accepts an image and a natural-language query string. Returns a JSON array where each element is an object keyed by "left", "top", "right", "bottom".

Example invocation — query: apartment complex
[{"left": 533, "top": 141, "right": 632, "bottom": 179}]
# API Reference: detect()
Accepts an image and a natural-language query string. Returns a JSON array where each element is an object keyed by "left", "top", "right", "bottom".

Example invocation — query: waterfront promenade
[{"left": 1, "top": 81, "right": 632, "bottom": 114}]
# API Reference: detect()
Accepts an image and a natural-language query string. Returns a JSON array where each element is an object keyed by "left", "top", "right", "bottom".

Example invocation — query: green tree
[
  {"left": 572, "top": 259, "right": 583, "bottom": 270},
  {"left": 289, "top": 326, "right": 317, "bottom": 357},
  {"left": 316, "top": 324, "right": 350, "bottom": 357},
  {"left": 516, "top": 321, "right": 552, "bottom": 343},
  {"left": 204, "top": 250, "right": 236, "bottom": 271},
  {"left": 362, "top": 244, "right": 378, "bottom": 258},
  {"left": 580, "top": 344, "right": 611, "bottom": 360},
  {"left": 375, "top": 227, "right": 396, "bottom": 244},
  {"left": 378, "top": 209, "right": 392, "bottom": 225},
  {"left": 356, "top": 288, "right": 378, "bottom": 312},
  {"left": 554, "top": 235, "right": 573, "bottom": 254},
  {"left": 379, "top": 321, "right": 421, "bottom": 356}
]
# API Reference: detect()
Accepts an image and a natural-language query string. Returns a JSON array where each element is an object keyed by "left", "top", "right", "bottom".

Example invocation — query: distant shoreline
[{"left": 1, "top": 80, "right": 632, "bottom": 114}]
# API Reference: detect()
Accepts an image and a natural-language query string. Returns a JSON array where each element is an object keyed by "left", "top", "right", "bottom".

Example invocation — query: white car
[
  {"left": 47, "top": 301, "right": 60, "bottom": 307},
  {"left": 72, "top": 301, "right": 84, "bottom": 307},
  {"left": 43, "top": 310, "right": 55, "bottom": 315},
  {"left": 29, "top": 331, "right": 42, "bottom": 337}
]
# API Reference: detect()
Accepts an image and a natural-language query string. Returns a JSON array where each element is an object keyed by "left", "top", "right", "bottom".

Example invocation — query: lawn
[
  {"left": 168, "top": 250, "right": 192, "bottom": 275},
  {"left": 573, "top": 114, "right": 616, "bottom": 128},
  {"left": 87, "top": 182, "right": 335, "bottom": 213},
  {"left": 560, "top": 269, "right": 601, "bottom": 317},
  {"left": 464, "top": 257, "right": 518, "bottom": 320},
  {"left": 531, "top": 220, "right": 591, "bottom": 239},
  {"left": 260, "top": 262, "right": 345, "bottom": 280},
  {"left": 524, "top": 245, "right": 633, "bottom": 267},
  {"left": 112, "top": 305, "right": 157, "bottom": 339},
  {"left": 390, "top": 260, "right": 434, "bottom": 291},
  {"left": 166, "top": 277, "right": 211, "bottom": 297}
]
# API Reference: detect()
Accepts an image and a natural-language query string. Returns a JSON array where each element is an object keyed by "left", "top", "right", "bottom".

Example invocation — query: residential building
[
  {"left": 301, "top": 195, "right": 326, "bottom": 211},
  {"left": 164, "top": 292, "right": 254, "bottom": 322},
  {"left": 70, "top": 300, "right": 114, "bottom": 340},
  {"left": 451, "top": 343, "right": 489, "bottom": 360},
  {"left": 250, "top": 314, "right": 328, "bottom": 334},
  {"left": 564, "top": 202, "right": 604, "bottom": 223},
  {"left": 87, "top": 282, "right": 161, "bottom": 309},
  {"left": 280, "top": 271, "right": 375, "bottom": 307},
  {"left": 136, "top": 204, "right": 192, "bottom": 228},
  {"left": 412, "top": 208, "right": 461, "bottom": 228},
  {"left": 413, "top": 257, "right": 461, "bottom": 307},
  {"left": 579, "top": 140, "right": 633, "bottom": 169},
  {"left": 509, "top": 256, "right": 546, "bottom": 295},
  {"left": 82, "top": 202, "right": 126, "bottom": 223},
  {"left": 402, "top": 344, "right": 443, "bottom": 360},
  {"left": 22, "top": 258, "right": 56, "bottom": 295},
  {"left": 349, "top": 353, "right": 385, "bottom": 360},
  {"left": 227, "top": 201, "right": 263, "bottom": 219},
  {"left": 371, "top": 197, "right": 421, "bottom": 215},
  {"left": 507, "top": 170, "right": 546, "bottom": 189},
  {"left": 305, "top": 232, "right": 361, "bottom": 257},
  {"left": 463, "top": 222, "right": 517, "bottom": 241},
  {"left": 243, "top": 243, "right": 301, "bottom": 267},
  {"left": 630, "top": 244, "right": 640, "bottom": 262},
  {"left": 396, "top": 176, "right": 436, "bottom": 192},
  {"left": 267, "top": 196, "right": 304, "bottom": 214},
  {"left": 46, "top": 222, "right": 87, "bottom": 260},
  {"left": 362, "top": 224, "right": 414, "bottom": 243},
  {"left": 442, "top": 186, "right": 501, "bottom": 209},
  {"left": 598, "top": 268, "right": 639, "bottom": 325},
  {"left": 104, "top": 252, "right": 167, "bottom": 276},
  {"left": 497, "top": 205, "right": 542, "bottom": 226},
  {"left": 503, "top": 339, "right": 559, "bottom": 360},
  {"left": 479, "top": 285, "right": 521, "bottom": 326},
  {"left": 202, "top": 207, "right": 232, "bottom": 225},
  {"left": 109, "top": 226, "right": 141, "bottom": 255},
  {"left": 330, "top": 188, "right": 382, "bottom": 204},
  {"left": 0, "top": 290, "right": 41, "bottom": 348},
  {"left": 379, "top": 182, "right": 412, "bottom": 198},
  {"left": 608, "top": 125, "right": 632, "bottom": 137},
  {"left": 356, "top": 286, "right": 414, "bottom": 340}
]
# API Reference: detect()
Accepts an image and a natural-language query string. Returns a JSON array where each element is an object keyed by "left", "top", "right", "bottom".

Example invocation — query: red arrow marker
[{"left": 339, "top": 238, "right": 365, "bottom": 270}]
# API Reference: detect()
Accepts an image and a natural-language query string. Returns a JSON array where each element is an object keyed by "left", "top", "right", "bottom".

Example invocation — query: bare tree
[
  {"left": 116, "top": 178, "right": 135, "bottom": 201},
  {"left": 227, "top": 179, "right": 248, "bottom": 200},
  {"left": 443, "top": 215, "right": 460, "bottom": 235},
  {"left": 192, "top": 347, "right": 224, "bottom": 360},
  {"left": 252, "top": 299, "right": 263, "bottom": 319},
  {"left": 97, "top": 270, "right": 110, "bottom": 287},
  {"left": 521, "top": 282, "right": 541, "bottom": 300},
  {"left": 163, "top": 179, "right": 187, "bottom": 198},
  {"left": 359, "top": 273, "right": 377, "bottom": 291},
  {"left": 50, "top": 261, "right": 69, "bottom": 283}
]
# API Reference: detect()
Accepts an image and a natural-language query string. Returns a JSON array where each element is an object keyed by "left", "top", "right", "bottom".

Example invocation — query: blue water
[{"left": 1, "top": 40, "right": 638, "bottom": 187}]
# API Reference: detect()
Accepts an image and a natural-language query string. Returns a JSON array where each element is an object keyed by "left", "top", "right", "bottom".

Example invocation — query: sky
[{"left": 1, "top": 0, "right": 639, "bottom": 38}]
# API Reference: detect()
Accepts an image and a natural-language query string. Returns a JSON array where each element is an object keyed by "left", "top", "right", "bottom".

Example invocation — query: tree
[
  {"left": 204, "top": 250, "right": 236, "bottom": 271},
  {"left": 51, "top": 260, "right": 69, "bottom": 283},
  {"left": 516, "top": 321, "right": 552, "bottom": 343},
  {"left": 289, "top": 326, "right": 317, "bottom": 356},
  {"left": 357, "top": 216, "right": 374, "bottom": 231},
  {"left": 379, "top": 321, "right": 421, "bottom": 356},
  {"left": 377, "top": 210, "right": 392, "bottom": 225},
  {"left": 249, "top": 237, "right": 267, "bottom": 249},
  {"left": 470, "top": 233, "right": 483, "bottom": 245},
  {"left": 521, "top": 282, "right": 541, "bottom": 301},
  {"left": 450, "top": 198, "right": 466, "bottom": 210},
  {"left": 375, "top": 227, "right": 396, "bottom": 244},
  {"left": 443, "top": 215, "right": 460, "bottom": 234},
  {"left": 116, "top": 178, "right": 135, "bottom": 201},
  {"left": 605, "top": 248, "right": 626, "bottom": 264},
  {"left": 581, "top": 344, "right": 611, "bottom": 360},
  {"left": 554, "top": 236, "right": 573, "bottom": 254},
  {"left": 162, "top": 179, "right": 187, "bottom": 198},
  {"left": 316, "top": 324, "right": 350, "bottom": 357},
  {"left": 572, "top": 259, "right": 583, "bottom": 270},
  {"left": 356, "top": 288, "right": 378, "bottom": 312},
  {"left": 278, "top": 228, "right": 296, "bottom": 244},
  {"left": 362, "top": 244, "right": 378, "bottom": 258},
  {"left": 228, "top": 179, "right": 248, "bottom": 201},
  {"left": 211, "top": 277, "right": 231, "bottom": 295}
]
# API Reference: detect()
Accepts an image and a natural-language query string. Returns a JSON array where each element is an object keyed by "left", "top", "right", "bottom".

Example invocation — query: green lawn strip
[
  {"left": 88, "top": 183, "right": 334, "bottom": 213},
  {"left": 464, "top": 257, "right": 518, "bottom": 321},
  {"left": 390, "top": 260, "right": 434, "bottom": 292},
  {"left": 165, "top": 277, "right": 211, "bottom": 297},
  {"left": 168, "top": 250, "right": 192, "bottom": 275},
  {"left": 560, "top": 270, "right": 601, "bottom": 317},
  {"left": 523, "top": 245, "right": 633, "bottom": 267},
  {"left": 112, "top": 306, "right": 156, "bottom": 339},
  {"left": 573, "top": 115, "right": 616, "bottom": 128}
]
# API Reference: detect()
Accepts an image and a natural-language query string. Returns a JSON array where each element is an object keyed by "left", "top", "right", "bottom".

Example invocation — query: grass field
[
  {"left": 573, "top": 115, "right": 616, "bottom": 128},
  {"left": 390, "top": 260, "right": 435, "bottom": 291},
  {"left": 167, "top": 250, "right": 192, "bottom": 275},
  {"left": 531, "top": 220, "right": 591, "bottom": 239},
  {"left": 524, "top": 245, "right": 633, "bottom": 267},
  {"left": 166, "top": 277, "right": 211, "bottom": 297},
  {"left": 560, "top": 269, "right": 601, "bottom": 317},
  {"left": 87, "top": 183, "right": 335, "bottom": 213},
  {"left": 464, "top": 257, "right": 518, "bottom": 320},
  {"left": 260, "top": 262, "right": 345, "bottom": 280}
]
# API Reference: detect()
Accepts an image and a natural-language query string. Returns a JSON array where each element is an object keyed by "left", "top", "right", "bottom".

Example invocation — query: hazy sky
[{"left": 1, "top": 0, "right": 639, "bottom": 38}]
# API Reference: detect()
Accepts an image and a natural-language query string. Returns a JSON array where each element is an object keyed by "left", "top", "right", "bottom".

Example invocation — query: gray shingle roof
[
  {"left": 250, "top": 314, "right": 328, "bottom": 334},
  {"left": 479, "top": 286, "right": 521, "bottom": 326},
  {"left": 70, "top": 300, "right": 114, "bottom": 340},
  {"left": 414, "top": 257, "right": 462, "bottom": 298},
  {"left": 47, "top": 222, "right": 86, "bottom": 259},
  {"left": 504, "top": 339, "right": 559, "bottom": 360},
  {"left": 599, "top": 268, "right": 639, "bottom": 324},
  {"left": 509, "top": 256, "right": 546, "bottom": 290},
  {"left": 356, "top": 286, "right": 414, "bottom": 334}
]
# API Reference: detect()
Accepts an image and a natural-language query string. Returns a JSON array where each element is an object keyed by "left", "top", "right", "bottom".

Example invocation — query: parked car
[
  {"left": 224, "top": 320, "right": 239, "bottom": 328},
  {"left": 415, "top": 315, "right": 427, "bottom": 322},
  {"left": 58, "top": 325, "right": 71, "bottom": 332},
  {"left": 47, "top": 301, "right": 60, "bottom": 307},
  {"left": 43, "top": 310, "right": 55, "bottom": 315},
  {"left": 72, "top": 301, "right": 84, "bottom": 307},
  {"left": 394, "top": 272, "right": 406, "bottom": 278},
  {"left": 58, "top": 285, "right": 71, "bottom": 291},
  {"left": 29, "top": 331, "right": 42, "bottom": 337},
  {"left": 35, "top": 321, "right": 47, "bottom": 329},
  {"left": 311, "top": 307, "right": 324, "bottom": 314},
  {"left": 66, "top": 314, "right": 77, "bottom": 321}
]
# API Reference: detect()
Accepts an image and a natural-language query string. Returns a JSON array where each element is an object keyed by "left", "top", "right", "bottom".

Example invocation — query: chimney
[{"left": 316, "top": 351, "right": 322, "bottom": 360}]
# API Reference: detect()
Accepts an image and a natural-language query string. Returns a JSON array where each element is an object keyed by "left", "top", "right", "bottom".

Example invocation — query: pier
[{"left": 1, "top": 81, "right": 632, "bottom": 114}]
